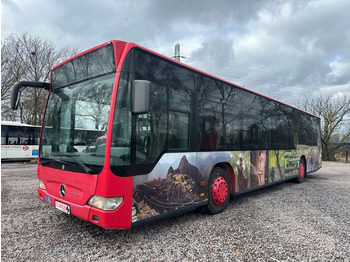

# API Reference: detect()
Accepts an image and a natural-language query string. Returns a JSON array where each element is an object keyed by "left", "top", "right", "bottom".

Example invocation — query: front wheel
[{"left": 207, "top": 167, "right": 231, "bottom": 214}]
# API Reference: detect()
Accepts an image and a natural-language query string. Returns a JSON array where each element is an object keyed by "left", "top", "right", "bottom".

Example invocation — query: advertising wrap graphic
[
  {"left": 250, "top": 151, "right": 266, "bottom": 187},
  {"left": 132, "top": 155, "right": 203, "bottom": 222},
  {"left": 132, "top": 147, "right": 321, "bottom": 223}
]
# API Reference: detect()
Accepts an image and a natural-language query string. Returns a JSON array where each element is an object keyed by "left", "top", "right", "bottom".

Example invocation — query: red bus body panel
[
  {"left": 37, "top": 40, "right": 134, "bottom": 229},
  {"left": 90, "top": 169, "right": 133, "bottom": 229},
  {"left": 37, "top": 165, "right": 97, "bottom": 220},
  {"left": 38, "top": 165, "right": 134, "bottom": 229}
]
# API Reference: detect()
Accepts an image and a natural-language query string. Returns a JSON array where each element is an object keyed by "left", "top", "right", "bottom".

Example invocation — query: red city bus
[{"left": 11, "top": 40, "right": 322, "bottom": 229}]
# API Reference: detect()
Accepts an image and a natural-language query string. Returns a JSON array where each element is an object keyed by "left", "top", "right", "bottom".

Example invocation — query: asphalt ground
[{"left": 1, "top": 161, "right": 349, "bottom": 261}]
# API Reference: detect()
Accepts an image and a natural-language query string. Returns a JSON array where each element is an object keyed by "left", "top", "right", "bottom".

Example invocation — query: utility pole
[
  {"left": 174, "top": 43, "right": 180, "bottom": 61},
  {"left": 173, "top": 43, "right": 185, "bottom": 62}
]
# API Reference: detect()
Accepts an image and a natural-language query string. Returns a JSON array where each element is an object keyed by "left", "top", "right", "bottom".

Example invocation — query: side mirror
[
  {"left": 10, "top": 83, "right": 22, "bottom": 110},
  {"left": 10, "top": 81, "right": 50, "bottom": 110},
  {"left": 131, "top": 80, "right": 150, "bottom": 114}
]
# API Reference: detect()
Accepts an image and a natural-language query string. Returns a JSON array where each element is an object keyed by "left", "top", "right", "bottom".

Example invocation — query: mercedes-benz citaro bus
[{"left": 10, "top": 40, "right": 322, "bottom": 229}]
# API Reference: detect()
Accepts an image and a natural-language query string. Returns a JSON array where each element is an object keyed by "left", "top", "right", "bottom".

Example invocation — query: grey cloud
[
  {"left": 2, "top": 0, "right": 350, "bottom": 105},
  {"left": 191, "top": 35, "right": 235, "bottom": 68}
]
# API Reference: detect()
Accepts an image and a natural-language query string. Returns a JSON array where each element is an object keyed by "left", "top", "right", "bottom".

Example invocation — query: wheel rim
[
  {"left": 299, "top": 163, "right": 305, "bottom": 180},
  {"left": 211, "top": 176, "right": 228, "bottom": 206}
]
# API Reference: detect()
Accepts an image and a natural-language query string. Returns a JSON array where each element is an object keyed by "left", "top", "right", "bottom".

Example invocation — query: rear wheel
[
  {"left": 207, "top": 167, "right": 231, "bottom": 214},
  {"left": 295, "top": 159, "right": 306, "bottom": 183}
]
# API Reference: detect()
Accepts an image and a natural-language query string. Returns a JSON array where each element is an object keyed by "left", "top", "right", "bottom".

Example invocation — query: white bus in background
[{"left": 1, "top": 121, "right": 40, "bottom": 161}]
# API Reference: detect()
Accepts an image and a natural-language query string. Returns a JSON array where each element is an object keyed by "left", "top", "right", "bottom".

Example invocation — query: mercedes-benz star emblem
[{"left": 60, "top": 184, "right": 66, "bottom": 197}]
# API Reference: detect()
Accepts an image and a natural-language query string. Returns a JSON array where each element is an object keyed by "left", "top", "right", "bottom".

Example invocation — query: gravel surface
[{"left": 1, "top": 161, "right": 349, "bottom": 261}]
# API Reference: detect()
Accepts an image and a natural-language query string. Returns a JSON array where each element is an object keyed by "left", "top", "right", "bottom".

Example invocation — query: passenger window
[
  {"left": 169, "top": 88, "right": 191, "bottom": 111},
  {"left": 168, "top": 111, "right": 189, "bottom": 150}
]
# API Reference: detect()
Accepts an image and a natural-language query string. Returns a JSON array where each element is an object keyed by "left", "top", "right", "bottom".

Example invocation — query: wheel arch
[{"left": 214, "top": 162, "right": 235, "bottom": 195}]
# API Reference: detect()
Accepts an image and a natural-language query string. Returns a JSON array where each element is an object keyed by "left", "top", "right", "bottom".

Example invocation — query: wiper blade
[
  {"left": 40, "top": 158, "right": 73, "bottom": 166},
  {"left": 49, "top": 154, "right": 94, "bottom": 174}
]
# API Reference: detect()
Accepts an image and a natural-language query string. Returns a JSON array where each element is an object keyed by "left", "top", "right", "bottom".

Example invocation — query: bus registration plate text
[{"left": 55, "top": 201, "right": 71, "bottom": 215}]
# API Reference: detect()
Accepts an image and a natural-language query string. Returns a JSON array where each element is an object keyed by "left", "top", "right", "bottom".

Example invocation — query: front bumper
[{"left": 37, "top": 188, "right": 131, "bottom": 229}]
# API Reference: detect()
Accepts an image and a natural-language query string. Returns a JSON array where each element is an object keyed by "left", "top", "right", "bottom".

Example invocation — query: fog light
[
  {"left": 38, "top": 179, "right": 46, "bottom": 190},
  {"left": 88, "top": 195, "right": 123, "bottom": 211}
]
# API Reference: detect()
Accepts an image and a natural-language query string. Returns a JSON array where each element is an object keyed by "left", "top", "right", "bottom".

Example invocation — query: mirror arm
[
  {"left": 14, "top": 81, "right": 50, "bottom": 91},
  {"left": 11, "top": 81, "right": 50, "bottom": 110}
]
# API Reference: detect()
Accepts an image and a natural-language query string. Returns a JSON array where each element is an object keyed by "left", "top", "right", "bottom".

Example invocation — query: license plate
[{"left": 55, "top": 201, "right": 71, "bottom": 215}]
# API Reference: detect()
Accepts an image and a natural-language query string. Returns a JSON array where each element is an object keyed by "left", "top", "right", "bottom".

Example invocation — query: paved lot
[{"left": 1, "top": 161, "right": 350, "bottom": 261}]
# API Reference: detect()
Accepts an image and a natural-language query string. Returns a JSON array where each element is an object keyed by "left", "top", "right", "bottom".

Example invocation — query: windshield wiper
[
  {"left": 41, "top": 158, "right": 73, "bottom": 167},
  {"left": 49, "top": 154, "right": 94, "bottom": 174}
]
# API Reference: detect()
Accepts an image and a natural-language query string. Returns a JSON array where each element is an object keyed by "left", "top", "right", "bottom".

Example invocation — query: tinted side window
[
  {"left": 134, "top": 49, "right": 193, "bottom": 158},
  {"left": 3, "top": 126, "right": 39, "bottom": 145},
  {"left": 267, "top": 102, "right": 294, "bottom": 149},
  {"left": 197, "top": 75, "right": 296, "bottom": 151},
  {"left": 1, "top": 125, "right": 7, "bottom": 145},
  {"left": 198, "top": 78, "right": 223, "bottom": 150},
  {"left": 294, "top": 111, "right": 318, "bottom": 146},
  {"left": 169, "top": 87, "right": 191, "bottom": 111},
  {"left": 169, "top": 111, "right": 189, "bottom": 149},
  {"left": 135, "top": 84, "right": 167, "bottom": 163},
  {"left": 169, "top": 86, "right": 191, "bottom": 150},
  {"left": 241, "top": 92, "right": 265, "bottom": 150}
]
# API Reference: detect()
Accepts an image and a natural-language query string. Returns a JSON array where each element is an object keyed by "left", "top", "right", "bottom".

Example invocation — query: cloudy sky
[{"left": 2, "top": 0, "right": 350, "bottom": 106}]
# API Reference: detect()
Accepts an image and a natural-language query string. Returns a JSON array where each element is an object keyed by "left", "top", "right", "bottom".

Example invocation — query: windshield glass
[
  {"left": 109, "top": 73, "right": 132, "bottom": 167},
  {"left": 40, "top": 73, "right": 115, "bottom": 174}
]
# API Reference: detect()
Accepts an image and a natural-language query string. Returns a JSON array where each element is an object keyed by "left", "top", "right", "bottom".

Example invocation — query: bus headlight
[
  {"left": 88, "top": 195, "right": 123, "bottom": 211},
  {"left": 38, "top": 179, "right": 46, "bottom": 190}
]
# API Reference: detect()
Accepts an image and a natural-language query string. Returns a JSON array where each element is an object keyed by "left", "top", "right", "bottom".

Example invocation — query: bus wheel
[
  {"left": 207, "top": 167, "right": 231, "bottom": 214},
  {"left": 295, "top": 159, "right": 306, "bottom": 183}
]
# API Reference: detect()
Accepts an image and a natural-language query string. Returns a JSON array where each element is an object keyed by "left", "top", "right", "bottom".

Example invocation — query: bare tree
[
  {"left": 1, "top": 33, "right": 79, "bottom": 125},
  {"left": 1, "top": 36, "right": 26, "bottom": 121},
  {"left": 296, "top": 95, "right": 350, "bottom": 161}
]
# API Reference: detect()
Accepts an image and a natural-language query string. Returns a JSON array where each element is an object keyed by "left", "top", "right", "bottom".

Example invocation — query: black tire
[
  {"left": 294, "top": 159, "right": 306, "bottom": 183},
  {"left": 206, "top": 167, "right": 231, "bottom": 214}
]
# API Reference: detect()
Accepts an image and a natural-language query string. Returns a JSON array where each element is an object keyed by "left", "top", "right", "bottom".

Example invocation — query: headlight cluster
[
  {"left": 88, "top": 195, "right": 123, "bottom": 211},
  {"left": 38, "top": 179, "right": 46, "bottom": 190}
]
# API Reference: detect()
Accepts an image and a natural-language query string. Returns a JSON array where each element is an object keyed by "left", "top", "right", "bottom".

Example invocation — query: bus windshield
[
  {"left": 40, "top": 73, "right": 115, "bottom": 173},
  {"left": 40, "top": 44, "right": 116, "bottom": 174}
]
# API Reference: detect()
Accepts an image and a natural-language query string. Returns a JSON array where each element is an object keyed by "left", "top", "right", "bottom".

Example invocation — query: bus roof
[{"left": 1, "top": 121, "right": 40, "bottom": 127}]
